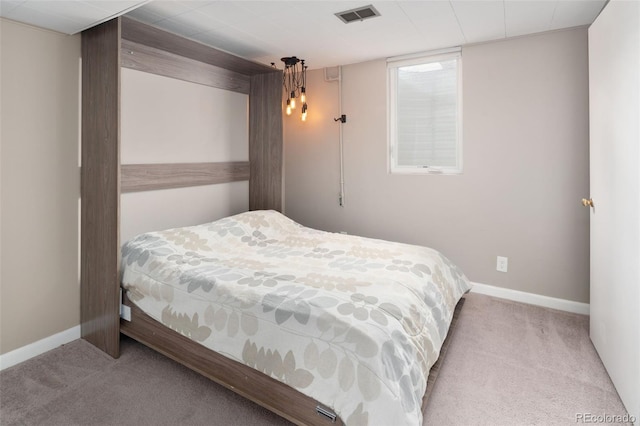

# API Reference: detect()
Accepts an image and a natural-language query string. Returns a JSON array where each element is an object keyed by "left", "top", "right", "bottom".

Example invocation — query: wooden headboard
[{"left": 80, "top": 17, "right": 283, "bottom": 358}]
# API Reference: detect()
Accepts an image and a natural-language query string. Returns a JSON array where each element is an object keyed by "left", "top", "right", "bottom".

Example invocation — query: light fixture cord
[{"left": 337, "top": 66, "right": 344, "bottom": 207}]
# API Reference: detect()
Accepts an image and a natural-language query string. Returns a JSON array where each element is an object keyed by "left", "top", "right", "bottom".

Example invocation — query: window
[{"left": 388, "top": 49, "right": 462, "bottom": 174}]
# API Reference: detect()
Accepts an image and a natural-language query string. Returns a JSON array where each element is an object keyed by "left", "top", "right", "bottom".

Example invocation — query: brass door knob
[{"left": 582, "top": 198, "right": 594, "bottom": 207}]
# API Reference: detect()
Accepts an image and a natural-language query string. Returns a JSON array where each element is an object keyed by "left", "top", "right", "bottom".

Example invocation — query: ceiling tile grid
[
  {"left": 0, "top": 0, "right": 606, "bottom": 69},
  {"left": 1, "top": 0, "right": 149, "bottom": 33}
]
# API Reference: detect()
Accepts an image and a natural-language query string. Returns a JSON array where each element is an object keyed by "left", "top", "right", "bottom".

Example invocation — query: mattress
[{"left": 121, "top": 210, "right": 471, "bottom": 425}]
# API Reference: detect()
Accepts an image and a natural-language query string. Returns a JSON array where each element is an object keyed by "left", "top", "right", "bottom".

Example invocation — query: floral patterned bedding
[{"left": 121, "top": 210, "right": 471, "bottom": 426}]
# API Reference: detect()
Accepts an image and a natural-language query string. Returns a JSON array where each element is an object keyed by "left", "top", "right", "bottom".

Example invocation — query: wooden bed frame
[
  {"left": 80, "top": 16, "right": 464, "bottom": 425},
  {"left": 120, "top": 293, "right": 465, "bottom": 425}
]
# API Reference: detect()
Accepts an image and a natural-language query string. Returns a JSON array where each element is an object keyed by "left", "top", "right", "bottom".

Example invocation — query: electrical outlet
[
  {"left": 496, "top": 256, "right": 508, "bottom": 273},
  {"left": 120, "top": 304, "right": 131, "bottom": 321}
]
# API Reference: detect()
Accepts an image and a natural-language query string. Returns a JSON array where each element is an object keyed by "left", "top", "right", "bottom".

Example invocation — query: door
[{"left": 588, "top": 0, "right": 639, "bottom": 422}]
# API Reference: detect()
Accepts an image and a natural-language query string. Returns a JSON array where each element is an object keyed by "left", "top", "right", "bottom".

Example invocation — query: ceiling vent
[{"left": 335, "top": 5, "right": 381, "bottom": 24}]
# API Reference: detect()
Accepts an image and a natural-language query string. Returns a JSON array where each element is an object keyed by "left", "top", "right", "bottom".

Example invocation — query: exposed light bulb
[{"left": 280, "top": 57, "right": 309, "bottom": 120}]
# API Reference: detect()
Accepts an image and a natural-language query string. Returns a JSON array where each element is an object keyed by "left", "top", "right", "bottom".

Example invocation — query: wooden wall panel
[
  {"left": 121, "top": 162, "right": 250, "bottom": 192},
  {"left": 81, "top": 18, "right": 121, "bottom": 358},
  {"left": 121, "top": 40, "right": 250, "bottom": 94},
  {"left": 249, "top": 72, "right": 283, "bottom": 211},
  {"left": 121, "top": 17, "right": 274, "bottom": 76}
]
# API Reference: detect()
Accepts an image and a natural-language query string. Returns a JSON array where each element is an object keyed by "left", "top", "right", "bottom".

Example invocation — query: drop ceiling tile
[
  {"left": 550, "top": 0, "right": 605, "bottom": 30},
  {"left": 283, "top": 36, "right": 349, "bottom": 65},
  {"left": 1, "top": 0, "right": 149, "bottom": 33},
  {"left": 3, "top": 3, "right": 84, "bottom": 33},
  {"left": 259, "top": 7, "right": 311, "bottom": 33},
  {"left": 236, "top": 1, "right": 298, "bottom": 19},
  {"left": 195, "top": 1, "right": 256, "bottom": 25},
  {"left": 368, "top": 1, "right": 407, "bottom": 20},
  {"left": 505, "top": 0, "right": 558, "bottom": 37},
  {"left": 397, "top": 1, "right": 465, "bottom": 49},
  {"left": 295, "top": 1, "right": 376, "bottom": 16},
  {"left": 0, "top": 1, "right": 25, "bottom": 16},
  {"left": 322, "top": 15, "right": 389, "bottom": 38},
  {"left": 451, "top": 0, "right": 505, "bottom": 43},
  {"left": 349, "top": 25, "right": 421, "bottom": 49},
  {"left": 231, "top": 16, "right": 287, "bottom": 41},
  {"left": 20, "top": 0, "right": 106, "bottom": 24},
  {"left": 345, "top": 18, "right": 415, "bottom": 44},
  {"left": 363, "top": 1, "right": 410, "bottom": 34},
  {"left": 291, "top": 1, "right": 375, "bottom": 33}
]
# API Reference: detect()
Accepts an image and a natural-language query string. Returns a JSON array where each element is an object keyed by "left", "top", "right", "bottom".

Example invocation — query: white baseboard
[
  {"left": 0, "top": 325, "right": 81, "bottom": 371},
  {"left": 470, "top": 282, "right": 590, "bottom": 315}
]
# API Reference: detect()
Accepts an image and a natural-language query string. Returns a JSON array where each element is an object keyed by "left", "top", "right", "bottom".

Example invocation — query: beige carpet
[
  {"left": 0, "top": 293, "right": 632, "bottom": 425},
  {"left": 422, "top": 294, "right": 631, "bottom": 425}
]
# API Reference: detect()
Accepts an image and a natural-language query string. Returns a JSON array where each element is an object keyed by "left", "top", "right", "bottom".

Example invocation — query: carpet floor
[{"left": 0, "top": 293, "right": 631, "bottom": 425}]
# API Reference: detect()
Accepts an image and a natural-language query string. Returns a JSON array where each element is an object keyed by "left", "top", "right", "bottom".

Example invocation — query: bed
[
  {"left": 81, "top": 17, "right": 470, "bottom": 426},
  {"left": 120, "top": 210, "right": 471, "bottom": 425}
]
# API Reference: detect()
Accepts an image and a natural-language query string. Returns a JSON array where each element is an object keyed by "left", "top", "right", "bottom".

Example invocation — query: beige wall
[
  {"left": 284, "top": 27, "right": 590, "bottom": 303},
  {"left": 0, "top": 19, "right": 81, "bottom": 354}
]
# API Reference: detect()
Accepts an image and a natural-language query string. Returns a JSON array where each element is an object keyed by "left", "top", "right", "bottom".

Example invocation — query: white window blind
[{"left": 388, "top": 50, "right": 462, "bottom": 174}]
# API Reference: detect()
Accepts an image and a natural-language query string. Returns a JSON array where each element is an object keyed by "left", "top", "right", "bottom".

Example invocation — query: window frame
[{"left": 387, "top": 49, "right": 463, "bottom": 175}]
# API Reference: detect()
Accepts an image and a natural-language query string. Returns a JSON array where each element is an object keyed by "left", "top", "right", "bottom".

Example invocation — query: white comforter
[{"left": 121, "top": 210, "right": 471, "bottom": 425}]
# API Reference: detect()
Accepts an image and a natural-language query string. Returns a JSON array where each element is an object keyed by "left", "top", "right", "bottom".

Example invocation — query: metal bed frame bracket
[
  {"left": 120, "top": 288, "right": 131, "bottom": 321},
  {"left": 316, "top": 405, "right": 337, "bottom": 423}
]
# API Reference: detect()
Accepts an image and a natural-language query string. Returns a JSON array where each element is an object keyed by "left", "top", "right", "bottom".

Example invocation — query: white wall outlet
[
  {"left": 496, "top": 256, "right": 508, "bottom": 272},
  {"left": 120, "top": 304, "right": 131, "bottom": 321}
]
